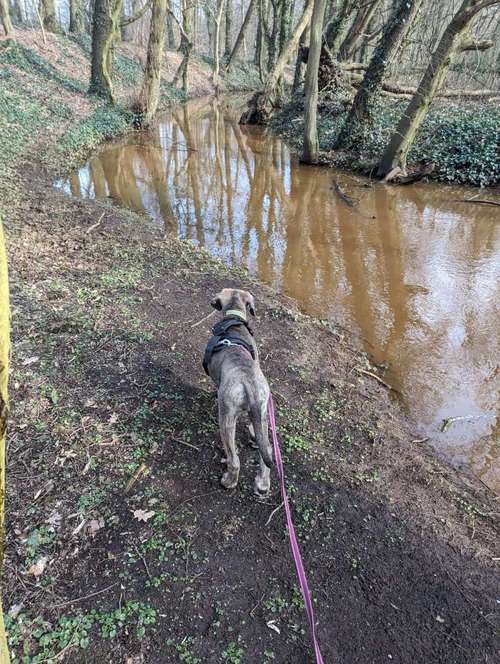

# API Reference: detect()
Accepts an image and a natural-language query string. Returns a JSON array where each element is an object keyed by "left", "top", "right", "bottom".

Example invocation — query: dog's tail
[{"left": 250, "top": 405, "right": 273, "bottom": 469}]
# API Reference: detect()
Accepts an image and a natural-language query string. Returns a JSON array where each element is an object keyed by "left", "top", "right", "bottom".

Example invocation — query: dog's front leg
[{"left": 218, "top": 405, "right": 240, "bottom": 489}]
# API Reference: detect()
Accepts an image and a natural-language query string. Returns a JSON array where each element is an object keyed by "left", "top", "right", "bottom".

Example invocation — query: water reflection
[{"left": 58, "top": 97, "right": 500, "bottom": 494}]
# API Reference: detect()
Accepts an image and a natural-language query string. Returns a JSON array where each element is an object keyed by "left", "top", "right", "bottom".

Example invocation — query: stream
[{"left": 57, "top": 96, "right": 500, "bottom": 494}]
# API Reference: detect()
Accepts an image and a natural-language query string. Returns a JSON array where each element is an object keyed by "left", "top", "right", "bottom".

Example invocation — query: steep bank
[{"left": 2, "top": 30, "right": 500, "bottom": 664}]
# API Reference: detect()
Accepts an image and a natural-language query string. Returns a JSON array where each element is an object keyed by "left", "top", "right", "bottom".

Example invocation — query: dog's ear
[
  {"left": 243, "top": 291, "right": 256, "bottom": 317},
  {"left": 210, "top": 296, "right": 222, "bottom": 310}
]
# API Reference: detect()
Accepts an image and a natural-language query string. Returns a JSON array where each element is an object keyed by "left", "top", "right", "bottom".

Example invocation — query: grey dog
[{"left": 204, "top": 288, "right": 273, "bottom": 494}]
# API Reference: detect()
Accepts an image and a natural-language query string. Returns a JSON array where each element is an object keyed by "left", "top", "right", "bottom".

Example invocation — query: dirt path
[{"left": 2, "top": 30, "right": 499, "bottom": 664}]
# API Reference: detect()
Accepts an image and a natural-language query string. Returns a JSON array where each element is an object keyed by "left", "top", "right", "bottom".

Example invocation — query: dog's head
[{"left": 210, "top": 288, "right": 256, "bottom": 318}]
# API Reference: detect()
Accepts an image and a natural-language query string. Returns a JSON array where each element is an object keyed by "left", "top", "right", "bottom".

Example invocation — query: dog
[{"left": 203, "top": 288, "right": 273, "bottom": 494}]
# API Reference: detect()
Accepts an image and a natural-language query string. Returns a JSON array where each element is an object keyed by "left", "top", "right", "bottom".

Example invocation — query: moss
[{"left": 55, "top": 105, "right": 134, "bottom": 169}]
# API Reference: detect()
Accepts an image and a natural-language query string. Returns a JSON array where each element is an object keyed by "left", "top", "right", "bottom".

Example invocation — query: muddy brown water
[{"left": 57, "top": 96, "right": 500, "bottom": 494}]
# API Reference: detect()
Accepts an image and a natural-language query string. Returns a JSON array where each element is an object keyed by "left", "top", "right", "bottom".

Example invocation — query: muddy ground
[{"left": 2, "top": 29, "right": 500, "bottom": 664}]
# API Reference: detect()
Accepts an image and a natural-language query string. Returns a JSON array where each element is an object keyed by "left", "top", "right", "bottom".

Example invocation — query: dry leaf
[
  {"left": 132, "top": 509, "right": 155, "bottom": 522},
  {"left": 28, "top": 556, "right": 48, "bottom": 577},
  {"left": 108, "top": 412, "right": 119, "bottom": 424},
  {"left": 88, "top": 518, "right": 105, "bottom": 537},
  {"left": 266, "top": 619, "right": 280, "bottom": 634},
  {"left": 22, "top": 356, "right": 39, "bottom": 366},
  {"left": 8, "top": 603, "right": 23, "bottom": 619},
  {"left": 46, "top": 511, "right": 61, "bottom": 527},
  {"left": 84, "top": 398, "right": 97, "bottom": 408}
]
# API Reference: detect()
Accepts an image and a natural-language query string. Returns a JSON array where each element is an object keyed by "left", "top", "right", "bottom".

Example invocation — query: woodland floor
[{"left": 2, "top": 28, "right": 500, "bottom": 664}]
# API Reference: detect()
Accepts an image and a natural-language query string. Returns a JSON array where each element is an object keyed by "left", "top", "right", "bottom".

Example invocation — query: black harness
[{"left": 203, "top": 317, "right": 255, "bottom": 375}]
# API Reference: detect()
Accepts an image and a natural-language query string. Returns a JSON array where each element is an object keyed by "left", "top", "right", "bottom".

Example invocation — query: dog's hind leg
[
  {"left": 219, "top": 405, "right": 240, "bottom": 489},
  {"left": 251, "top": 404, "right": 272, "bottom": 495}
]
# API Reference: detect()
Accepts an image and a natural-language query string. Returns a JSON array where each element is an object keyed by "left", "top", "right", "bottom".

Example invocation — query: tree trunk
[
  {"left": 41, "top": 0, "right": 59, "bottom": 32},
  {"left": 378, "top": 0, "right": 500, "bottom": 177},
  {"left": 166, "top": 1, "right": 176, "bottom": 49},
  {"left": 240, "top": 0, "right": 314, "bottom": 123},
  {"left": 292, "top": 22, "right": 310, "bottom": 93},
  {"left": 227, "top": 0, "right": 257, "bottom": 68},
  {"left": 0, "top": 0, "right": 13, "bottom": 35},
  {"left": 0, "top": 218, "right": 11, "bottom": 664},
  {"left": 224, "top": 0, "right": 232, "bottom": 56},
  {"left": 213, "top": 0, "right": 224, "bottom": 92},
  {"left": 325, "top": 0, "right": 352, "bottom": 54},
  {"left": 338, "top": 0, "right": 381, "bottom": 60},
  {"left": 301, "top": 0, "right": 328, "bottom": 163},
  {"left": 335, "top": 0, "right": 424, "bottom": 150},
  {"left": 69, "top": 0, "right": 85, "bottom": 33},
  {"left": 138, "top": 0, "right": 167, "bottom": 126},
  {"left": 89, "top": 0, "right": 124, "bottom": 101}
]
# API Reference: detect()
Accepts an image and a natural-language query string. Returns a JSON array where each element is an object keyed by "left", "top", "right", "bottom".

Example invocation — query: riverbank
[
  {"left": 2, "top": 31, "right": 500, "bottom": 664},
  {"left": 270, "top": 92, "right": 500, "bottom": 187}
]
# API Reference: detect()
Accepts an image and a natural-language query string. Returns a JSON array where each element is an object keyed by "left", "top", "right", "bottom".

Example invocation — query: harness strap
[{"left": 203, "top": 318, "right": 255, "bottom": 375}]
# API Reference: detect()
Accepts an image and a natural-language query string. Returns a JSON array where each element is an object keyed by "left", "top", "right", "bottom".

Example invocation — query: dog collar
[{"left": 224, "top": 309, "right": 247, "bottom": 322}]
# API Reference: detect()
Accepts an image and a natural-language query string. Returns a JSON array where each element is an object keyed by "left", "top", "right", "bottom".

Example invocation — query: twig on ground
[
  {"left": 265, "top": 501, "right": 284, "bottom": 526},
  {"left": 190, "top": 309, "right": 217, "bottom": 328},
  {"left": 134, "top": 545, "right": 152, "bottom": 580},
  {"left": 249, "top": 592, "right": 266, "bottom": 616},
  {"left": 125, "top": 462, "right": 148, "bottom": 493},
  {"left": 356, "top": 368, "right": 396, "bottom": 391},
  {"left": 169, "top": 435, "right": 201, "bottom": 452},
  {"left": 50, "top": 582, "right": 118, "bottom": 609},
  {"left": 440, "top": 414, "right": 481, "bottom": 433},
  {"left": 86, "top": 212, "right": 106, "bottom": 234}
]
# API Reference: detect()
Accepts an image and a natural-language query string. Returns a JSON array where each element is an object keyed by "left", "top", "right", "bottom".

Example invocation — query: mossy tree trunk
[
  {"left": 0, "top": 0, "right": 13, "bottom": 36},
  {"left": 166, "top": 0, "right": 175, "bottom": 48},
  {"left": 69, "top": 0, "right": 85, "bottom": 33},
  {"left": 378, "top": 0, "right": 500, "bottom": 177},
  {"left": 292, "top": 22, "right": 309, "bottom": 93},
  {"left": 89, "top": 0, "right": 124, "bottom": 101},
  {"left": 301, "top": 0, "right": 327, "bottom": 164},
  {"left": 40, "top": 0, "right": 59, "bottom": 32},
  {"left": 335, "top": 0, "right": 424, "bottom": 150},
  {"left": 325, "top": 0, "right": 352, "bottom": 55},
  {"left": 224, "top": 0, "right": 232, "bottom": 56},
  {"left": 138, "top": 0, "right": 167, "bottom": 126},
  {"left": 0, "top": 218, "right": 11, "bottom": 664}
]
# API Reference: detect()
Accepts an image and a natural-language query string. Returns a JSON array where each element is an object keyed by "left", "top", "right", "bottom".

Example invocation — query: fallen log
[{"left": 350, "top": 73, "right": 498, "bottom": 98}]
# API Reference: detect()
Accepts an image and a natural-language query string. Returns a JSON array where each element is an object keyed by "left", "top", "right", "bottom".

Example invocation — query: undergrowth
[{"left": 272, "top": 92, "right": 500, "bottom": 186}]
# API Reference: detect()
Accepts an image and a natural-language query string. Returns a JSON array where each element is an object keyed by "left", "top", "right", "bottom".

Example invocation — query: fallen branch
[
  {"left": 125, "top": 462, "right": 148, "bottom": 493},
  {"left": 86, "top": 212, "right": 105, "bottom": 234},
  {"left": 350, "top": 73, "right": 498, "bottom": 98},
  {"left": 332, "top": 179, "right": 357, "bottom": 208},
  {"left": 456, "top": 198, "right": 500, "bottom": 207}
]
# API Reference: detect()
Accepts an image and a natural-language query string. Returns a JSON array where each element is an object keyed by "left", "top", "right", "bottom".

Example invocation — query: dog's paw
[
  {"left": 254, "top": 477, "right": 271, "bottom": 496},
  {"left": 221, "top": 472, "right": 238, "bottom": 489}
]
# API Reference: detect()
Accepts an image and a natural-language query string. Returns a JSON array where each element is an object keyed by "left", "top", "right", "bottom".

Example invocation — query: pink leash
[{"left": 267, "top": 394, "right": 325, "bottom": 664}]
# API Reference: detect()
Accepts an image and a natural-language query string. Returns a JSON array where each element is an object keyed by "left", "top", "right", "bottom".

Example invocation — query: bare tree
[
  {"left": 138, "top": 0, "right": 167, "bottom": 125},
  {"left": 378, "top": 0, "right": 499, "bottom": 178},
  {"left": 301, "top": 0, "right": 328, "bottom": 163},
  {"left": 224, "top": 0, "right": 233, "bottom": 55},
  {"left": 69, "top": 0, "right": 85, "bottom": 33},
  {"left": 41, "top": 0, "right": 59, "bottom": 32},
  {"left": 335, "top": 0, "right": 424, "bottom": 150},
  {"left": 226, "top": 0, "right": 257, "bottom": 68},
  {"left": 0, "top": 0, "right": 13, "bottom": 35},
  {"left": 338, "top": 0, "right": 382, "bottom": 60}
]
